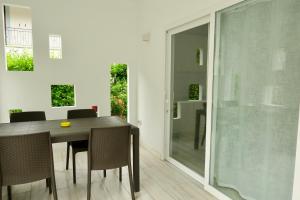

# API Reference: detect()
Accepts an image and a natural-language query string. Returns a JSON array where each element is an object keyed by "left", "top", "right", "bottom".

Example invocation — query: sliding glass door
[
  {"left": 210, "top": 0, "right": 300, "bottom": 199},
  {"left": 169, "top": 24, "right": 209, "bottom": 177}
]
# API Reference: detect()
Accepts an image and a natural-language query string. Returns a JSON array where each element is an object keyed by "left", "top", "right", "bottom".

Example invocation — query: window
[
  {"left": 51, "top": 85, "right": 75, "bottom": 107},
  {"left": 49, "top": 35, "right": 62, "bottom": 59},
  {"left": 3, "top": 5, "right": 34, "bottom": 71},
  {"left": 196, "top": 48, "right": 204, "bottom": 66},
  {"left": 110, "top": 64, "right": 128, "bottom": 119}
]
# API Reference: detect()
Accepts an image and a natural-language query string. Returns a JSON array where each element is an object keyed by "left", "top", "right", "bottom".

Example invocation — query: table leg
[
  {"left": 132, "top": 128, "right": 140, "bottom": 192},
  {"left": 194, "top": 110, "right": 201, "bottom": 149}
]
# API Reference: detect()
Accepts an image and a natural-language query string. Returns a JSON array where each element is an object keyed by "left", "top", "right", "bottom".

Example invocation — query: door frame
[
  {"left": 165, "top": 13, "right": 232, "bottom": 200},
  {"left": 164, "top": 0, "right": 300, "bottom": 199},
  {"left": 164, "top": 12, "right": 233, "bottom": 200},
  {"left": 292, "top": 106, "right": 300, "bottom": 200}
]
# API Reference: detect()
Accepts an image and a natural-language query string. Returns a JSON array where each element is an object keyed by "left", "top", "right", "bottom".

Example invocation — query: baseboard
[{"left": 140, "top": 142, "right": 164, "bottom": 160}]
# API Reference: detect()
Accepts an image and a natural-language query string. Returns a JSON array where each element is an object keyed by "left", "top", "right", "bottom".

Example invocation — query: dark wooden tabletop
[{"left": 0, "top": 116, "right": 138, "bottom": 142}]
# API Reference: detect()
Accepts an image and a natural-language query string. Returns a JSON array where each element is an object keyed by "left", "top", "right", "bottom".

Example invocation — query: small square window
[
  {"left": 189, "top": 84, "right": 200, "bottom": 100},
  {"left": 49, "top": 35, "right": 62, "bottom": 59},
  {"left": 51, "top": 85, "right": 75, "bottom": 107}
]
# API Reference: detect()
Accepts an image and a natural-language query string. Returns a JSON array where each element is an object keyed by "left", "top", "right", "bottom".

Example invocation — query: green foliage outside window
[
  {"left": 51, "top": 85, "right": 75, "bottom": 107},
  {"left": 6, "top": 50, "right": 34, "bottom": 71},
  {"left": 111, "top": 64, "right": 127, "bottom": 119},
  {"left": 9, "top": 109, "right": 22, "bottom": 114},
  {"left": 189, "top": 84, "right": 200, "bottom": 100}
]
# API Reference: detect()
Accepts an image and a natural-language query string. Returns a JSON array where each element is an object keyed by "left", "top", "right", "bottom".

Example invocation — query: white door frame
[
  {"left": 165, "top": 15, "right": 210, "bottom": 185},
  {"left": 164, "top": 0, "right": 300, "bottom": 200},
  {"left": 292, "top": 106, "right": 300, "bottom": 200},
  {"left": 164, "top": 10, "right": 232, "bottom": 200}
]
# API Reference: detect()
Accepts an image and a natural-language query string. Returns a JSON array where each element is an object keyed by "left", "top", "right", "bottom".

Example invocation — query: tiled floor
[
  {"left": 171, "top": 133, "right": 206, "bottom": 176},
  {"left": 2, "top": 143, "right": 216, "bottom": 200}
]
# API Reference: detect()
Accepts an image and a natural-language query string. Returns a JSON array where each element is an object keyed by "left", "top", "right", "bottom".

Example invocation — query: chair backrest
[
  {"left": 0, "top": 132, "right": 52, "bottom": 186},
  {"left": 10, "top": 111, "right": 46, "bottom": 123},
  {"left": 67, "top": 109, "right": 97, "bottom": 119},
  {"left": 89, "top": 126, "right": 131, "bottom": 170}
]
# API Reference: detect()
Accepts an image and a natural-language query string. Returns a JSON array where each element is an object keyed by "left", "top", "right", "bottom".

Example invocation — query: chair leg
[
  {"left": 66, "top": 142, "right": 70, "bottom": 170},
  {"left": 0, "top": 184, "right": 2, "bottom": 200},
  {"left": 7, "top": 186, "right": 12, "bottom": 200},
  {"left": 119, "top": 167, "right": 122, "bottom": 182},
  {"left": 103, "top": 169, "right": 106, "bottom": 178},
  {"left": 72, "top": 150, "right": 76, "bottom": 184},
  {"left": 201, "top": 117, "right": 206, "bottom": 146},
  {"left": 87, "top": 169, "right": 92, "bottom": 200},
  {"left": 46, "top": 178, "right": 51, "bottom": 187},
  {"left": 194, "top": 110, "right": 201, "bottom": 149},
  {"left": 48, "top": 178, "right": 52, "bottom": 194},
  {"left": 50, "top": 140, "right": 58, "bottom": 200},
  {"left": 51, "top": 175, "right": 58, "bottom": 200},
  {"left": 127, "top": 164, "right": 135, "bottom": 200},
  {"left": 46, "top": 178, "right": 49, "bottom": 187}
]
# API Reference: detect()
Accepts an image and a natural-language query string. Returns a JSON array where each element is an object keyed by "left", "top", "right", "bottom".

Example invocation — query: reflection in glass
[{"left": 170, "top": 24, "right": 209, "bottom": 176}]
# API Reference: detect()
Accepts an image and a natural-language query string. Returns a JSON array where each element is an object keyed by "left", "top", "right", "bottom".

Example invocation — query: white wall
[
  {"left": 136, "top": 0, "right": 224, "bottom": 156},
  {"left": 173, "top": 101, "right": 205, "bottom": 138},
  {"left": 0, "top": 0, "right": 138, "bottom": 123},
  {"left": 174, "top": 31, "right": 208, "bottom": 102},
  {"left": 0, "top": 0, "right": 236, "bottom": 157}
]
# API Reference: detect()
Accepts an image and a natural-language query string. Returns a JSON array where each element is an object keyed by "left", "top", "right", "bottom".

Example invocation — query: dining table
[{"left": 0, "top": 116, "right": 140, "bottom": 192}]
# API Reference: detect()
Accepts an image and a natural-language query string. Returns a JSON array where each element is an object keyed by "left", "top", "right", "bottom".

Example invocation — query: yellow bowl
[{"left": 60, "top": 121, "right": 71, "bottom": 127}]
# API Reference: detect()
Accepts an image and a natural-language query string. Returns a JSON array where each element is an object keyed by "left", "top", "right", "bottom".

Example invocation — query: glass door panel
[
  {"left": 170, "top": 24, "right": 209, "bottom": 176},
  {"left": 210, "top": 0, "right": 300, "bottom": 199}
]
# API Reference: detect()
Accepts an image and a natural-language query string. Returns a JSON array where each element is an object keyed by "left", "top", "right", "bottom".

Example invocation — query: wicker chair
[
  {"left": 66, "top": 109, "right": 107, "bottom": 184},
  {"left": 88, "top": 126, "right": 135, "bottom": 200},
  {"left": 9, "top": 111, "right": 46, "bottom": 123},
  {"left": 0, "top": 132, "right": 57, "bottom": 200},
  {"left": 9, "top": 111, "right": 48, "bottom": 199}
]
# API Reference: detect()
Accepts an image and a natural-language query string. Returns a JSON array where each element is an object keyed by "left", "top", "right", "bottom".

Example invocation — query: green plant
[
  {"left": 6, "top": 49, "right": 34, "bottom": 71},
  {"left": 9, "top": 109, "right": 22, "bottom": 114},
  {"left": 110, "top": 64, "right": 127, "bottom": 118},
  {"left": 51, "top": 85, "right": 75, "bottom": 107},
  {"left": 189, "top": 84, "right": 200, "bottom": 100}
]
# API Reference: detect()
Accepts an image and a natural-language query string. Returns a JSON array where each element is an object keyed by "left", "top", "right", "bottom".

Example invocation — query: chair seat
[{"left": 71, "top": 140, "right": 88, "bottom": 151}]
